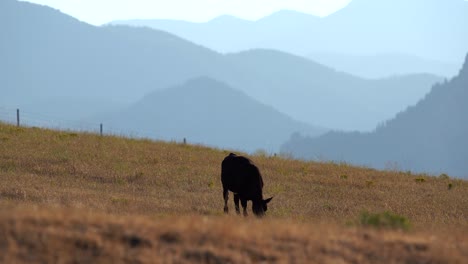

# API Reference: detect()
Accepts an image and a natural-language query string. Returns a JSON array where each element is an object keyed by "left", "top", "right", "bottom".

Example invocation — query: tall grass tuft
[{"left": 359, "top": 211, "right": 411, "bottom": 231}]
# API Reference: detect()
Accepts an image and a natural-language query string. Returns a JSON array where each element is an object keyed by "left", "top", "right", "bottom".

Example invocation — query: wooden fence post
[{"left": 16, "top": 109, "right": 20, "bottom": 127}]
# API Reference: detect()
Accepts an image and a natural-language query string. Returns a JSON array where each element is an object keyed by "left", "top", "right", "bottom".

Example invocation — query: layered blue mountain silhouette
[
  {"left": 112, "top": 0, "right": 468, "bottom": 78},
  {"left": 224, "top": 50, "right": 440, "bottom": 131},
  {"left": 1, "top": 0, "right": 441, "bottom": 134},
  {"left": 282, "top": 54, "right": 468, "bottom": 178},
  {"left": 307, "top": 52, "right": 460, "bottom": 79},
  {"left": 4, "top": 0, "right": 465, "bottom": 163},
  {"left": 103, "top": 77, "right": 326, "bottom": 152}
]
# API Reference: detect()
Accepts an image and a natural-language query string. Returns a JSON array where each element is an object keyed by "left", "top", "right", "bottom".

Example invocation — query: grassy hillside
[{"left": 1, "top": 123, "right": 467, "bottom": 263}]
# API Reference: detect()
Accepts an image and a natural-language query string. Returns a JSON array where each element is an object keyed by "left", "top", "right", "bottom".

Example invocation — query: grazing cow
[{"left": 221, "top": 153, "right": 273, "bottom": 217}]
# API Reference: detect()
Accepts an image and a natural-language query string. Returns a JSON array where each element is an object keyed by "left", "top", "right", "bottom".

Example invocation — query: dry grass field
[{"left": 0, "top": 123, "right": 467, "bottom": 263}]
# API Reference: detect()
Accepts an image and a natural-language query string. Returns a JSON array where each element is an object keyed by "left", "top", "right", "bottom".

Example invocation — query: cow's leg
[
  {"left": 241, "top": 199, "right": 248, "bottom": 217},
  {"left": 223, "top": 188, "right": 229, "bottom": 213},
  {"left": 234, "top": 194, "right": 240, "bottom": 215}
]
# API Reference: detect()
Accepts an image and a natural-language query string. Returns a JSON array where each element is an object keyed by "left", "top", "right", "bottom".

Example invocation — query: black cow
[{"left": 221, "top": 153, "right": 273, "bottom": 217}]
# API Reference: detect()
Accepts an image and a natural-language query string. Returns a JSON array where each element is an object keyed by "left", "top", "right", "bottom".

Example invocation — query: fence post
[
  {"left": 16, "top": 109, "right": 20, "bottom": 127},
  {"left": 100, "top": 123, "right": 103, "bottom": 136},
  {"left": 183, "top": 138, "right": 187, "bottom": 145}
]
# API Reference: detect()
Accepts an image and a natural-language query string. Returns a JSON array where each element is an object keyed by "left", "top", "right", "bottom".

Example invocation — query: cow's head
[{"left": 253, "top": 197, "right": 273, "bottom": 217}]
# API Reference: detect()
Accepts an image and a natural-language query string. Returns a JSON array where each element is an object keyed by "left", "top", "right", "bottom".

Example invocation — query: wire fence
[{"left": 0, "top": 106, "right": 171, "bottom": 142}]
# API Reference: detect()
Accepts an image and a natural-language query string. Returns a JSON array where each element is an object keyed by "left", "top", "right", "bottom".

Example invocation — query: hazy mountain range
[
  {"left": 282, "top": 54, "right": 468, "bottom": 178},
  {"left": 1, "top": 0, "right": 441, "bottom": 135},
  {"left": 224, "top": 50, "right": 440, "bottom": 131},
  {"left": 103, "top": 77, "right": 326, "bottom": 152},
  {"left": 111, "top": 0, "right": 468, "bottom": 79},
  {"left": 307, "top": 52, "right": 460, "bottom": 79},
  {"left": 2, "top": 0, "right": 467, "bottom": 176}
]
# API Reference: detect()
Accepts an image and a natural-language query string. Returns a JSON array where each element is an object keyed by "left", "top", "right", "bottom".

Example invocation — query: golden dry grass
[
  {"left": 2, "top": 208, "right": 467, "bottom": 264},
  {"left": 0, "top": 123, "right": 467, "bottom": 263}
]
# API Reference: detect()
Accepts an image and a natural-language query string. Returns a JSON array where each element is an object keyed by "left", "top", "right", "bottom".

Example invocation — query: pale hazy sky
[{"left": 21, "top": 0, "right": 352, "bottom": 25}]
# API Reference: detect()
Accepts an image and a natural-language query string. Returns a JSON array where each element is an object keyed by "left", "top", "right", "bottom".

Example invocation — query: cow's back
[{"left": 221, "top": 153, "right": 263, "bottom": 197}]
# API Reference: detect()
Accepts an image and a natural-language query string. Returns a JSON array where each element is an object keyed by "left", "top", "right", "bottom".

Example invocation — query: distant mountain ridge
[
  {"left": 111, "top": 0, "right": 468, "bottom": 78},
  {"left": 307, "top": 52, "right": 460, "bottom": 79},
  {"left": 103, "top": 77, "right": 326, "bottom": 152},
  {"left": 0, "top": 0, "right": 227, "bottom": 118},
  {"left": 281, "top": 54, "right": 468, "bottom": 178},
  {"left": 224, "top": 50, "right": 441, "bottom": 131},
  {"left": 1, "top": 0, "right": 442, "bottom": 140}
]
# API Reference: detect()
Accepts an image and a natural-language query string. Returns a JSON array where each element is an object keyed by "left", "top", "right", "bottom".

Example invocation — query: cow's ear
[{"left": 264, "top": 197, "right": 273, "bottom": 204}]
